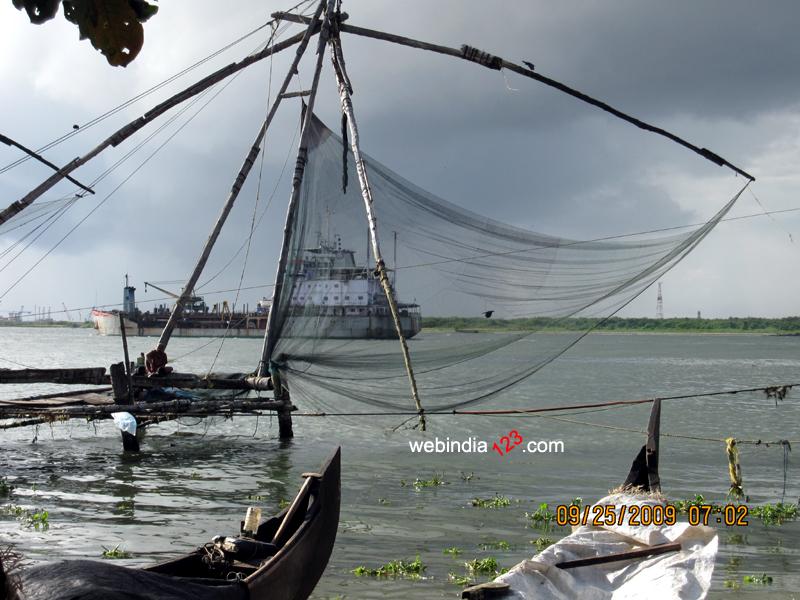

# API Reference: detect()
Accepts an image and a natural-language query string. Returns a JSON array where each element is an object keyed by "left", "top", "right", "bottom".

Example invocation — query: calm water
[{"left": 1, "top": 327, "right": 799, "bottom": 598}]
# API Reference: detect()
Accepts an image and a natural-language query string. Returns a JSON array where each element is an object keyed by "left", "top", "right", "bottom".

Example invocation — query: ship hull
[{"left": 91, "top": 310, "right": 421, "bottom": 339}]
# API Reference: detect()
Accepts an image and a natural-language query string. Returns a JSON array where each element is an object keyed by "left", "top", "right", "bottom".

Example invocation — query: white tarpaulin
[{"left": 496, "top": 492, "right": 718, "bottom": 600}]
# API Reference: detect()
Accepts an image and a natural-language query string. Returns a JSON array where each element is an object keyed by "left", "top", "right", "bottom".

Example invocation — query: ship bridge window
[
  {"left": 334, "top": 296, "right": 339, "bottom": 300},
  {"left": 345, "top": 295, "right": 350, "bottom": 300},
  {"left": 323, "top": 296, "right": 328, "bottom": 301},
  {"left": 358, "top": 295, "right": 364, "bottom": 300}
]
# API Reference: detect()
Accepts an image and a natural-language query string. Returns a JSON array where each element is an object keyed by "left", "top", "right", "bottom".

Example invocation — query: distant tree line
[{"left": 422, "top": 316, "right": 800, "bottom": 334}]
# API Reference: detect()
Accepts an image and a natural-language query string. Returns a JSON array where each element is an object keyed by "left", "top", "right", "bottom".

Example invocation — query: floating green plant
[
  {"left": 470, "top": 495, "right": 511, "bottom": 509},
  {"left": 465, "top": 557, "right": 502, "bottom": 576},
  {"left": 448, "top": 572, "right": 472, "bottom": 586},
  {"left": 526, "top": 503, "right": 557, "bottom": 529},
  {"left": 401, "top": 474, "right": 447, "bottom": 491},
  {"left": 24, "top": 509, "right": 49, "bottom": 530},
  {"left": 531, "top": 537, "right": 555, "bottom": 552},
  {"left": 751, "top": 502, "right": 798, "bottom": 526},
  {"left": 2, "top": 505, "right": 49, "bottom": 530},
  {"left": 743, "top": 573, "right": 773, "bottom": 585},
  {"left": 352, "top": 556, "right": 426, "bottom": 579},
  {"left": 443, "top": 547, "right": 462, "bottom": 556},
  {"left": 101, "top": 544, "right": 132, "bottom": 559},
  {"left": 479, "top": 540, "right": 511, "bottom": 551},
  {"left": 0, "top": 478, "right": 13, "bottom": 497},
  {"left": 278, "top": 499, "right": 291, "bottom": 509}
]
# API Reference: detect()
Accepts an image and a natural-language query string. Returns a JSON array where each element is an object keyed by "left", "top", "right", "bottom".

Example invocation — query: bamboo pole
[
  {"left": 0, "top": 28, "right": 317, "bottom": 228},
  {"left": 328, "top": 31, "right": 426, "bottom": 431},
  {"left": 258, "top": 0, "right": 336, "bottom": 377},
  {"left": 0, "top": 133, "right": 94, "bottom": 194},
  {"left": 118, "top": 312, "right": 134, "bottom": 404},
  {"left": 150, "top": 0, "right": 328, "bottom": 366},
  {"left": 272, "top": 12, "right": 754, "bottom": 182}
]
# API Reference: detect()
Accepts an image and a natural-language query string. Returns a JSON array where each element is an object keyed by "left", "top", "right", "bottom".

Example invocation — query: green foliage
[
  {"left": 448, "top": 572, "right": 472, "bottom": 586},
  {"left": 246, "top": 494, "right": 266, "bottom": 501},
  {"left": 672, "top": 494, "right": 715, "bottom": 513},
  {"left": 479, "top": 540, "right": 511, "bottom": 551},
  {"left": 422, "top": 315, "right": 800, "bottom": 335},
  {"left": 401, "top": 474, "right": 447, "bottom": 491},
  {"left": 278, "top": 499, "right": 291, "bottom": 509},
  {"left": 470, "top": 494, "right": 511, "bottom": 509},
  {"left": 723, "top": 579, "right": 741, "bottom": 590},
  {"left": 25, "top": 509, "right": 49, "bottom": 530},
  {"left": 352, "top": 556, "right": 426, "bottom": 579},
  {"left": 742, "top": 573, "right": 773, "bottom": 585},
  {"left": 101, "top": 544, "right": 132, "bottom": 559},
  {"left": 443, "top": 547, "right": 462, "bottom": 556},
  {"left": 12, "top": 0, "right": 158, "bottom": 66},
  {"left": 751, "top": 502, "right": 798, "bottom": 526},
  {"left": 531, "top": 536, "right": 555, "bottom": 552},
  {"left": 672, "top": 495, "right": 798, "bottom": 526},
  {"left": 526, "top": 503, "right": 557, "bottom": 530},
  {"left": 2, "top": 504, "right": 49, "bottom": 530}
]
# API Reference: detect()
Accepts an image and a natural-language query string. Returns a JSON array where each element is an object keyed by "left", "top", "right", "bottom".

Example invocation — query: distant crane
[{"left": 62, "top": 302, "right": 73, "bottom": 322}]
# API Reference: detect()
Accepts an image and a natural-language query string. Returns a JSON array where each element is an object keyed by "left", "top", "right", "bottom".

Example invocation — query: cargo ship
[{"left": 92, "top": 242, "right": 421, "bottom": 339}]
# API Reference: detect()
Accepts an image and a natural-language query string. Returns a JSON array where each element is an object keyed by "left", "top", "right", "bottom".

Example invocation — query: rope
[{"left": 726, "top": 437, "right": 745, "bottom": 499}]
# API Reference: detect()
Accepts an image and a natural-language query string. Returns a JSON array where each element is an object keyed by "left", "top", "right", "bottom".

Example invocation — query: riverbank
[{"left": 422, "top": 316, "right": 800, "bottom": 335}]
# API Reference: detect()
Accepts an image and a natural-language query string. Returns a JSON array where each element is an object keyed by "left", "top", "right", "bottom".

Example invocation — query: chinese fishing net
[{"left": 265, "top": 114, "right": 746, "bottom": 412}]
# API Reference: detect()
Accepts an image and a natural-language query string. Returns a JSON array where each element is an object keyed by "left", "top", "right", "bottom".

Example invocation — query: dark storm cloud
[{"left": 1, "top": 0, "right": 798, "bottom": 316}]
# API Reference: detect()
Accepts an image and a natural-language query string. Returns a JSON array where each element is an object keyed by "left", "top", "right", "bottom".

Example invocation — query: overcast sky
[{"left": 1, "top": 0, "right": 798, "bottom": 321}]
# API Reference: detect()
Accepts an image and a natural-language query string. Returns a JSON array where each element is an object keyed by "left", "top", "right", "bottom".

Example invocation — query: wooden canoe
[{"left": 14, "top": 447, "right": 341, "bottom": 600}]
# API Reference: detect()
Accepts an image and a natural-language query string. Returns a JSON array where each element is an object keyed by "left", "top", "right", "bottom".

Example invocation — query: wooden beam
[
  {"left": 0, "top": 28, "right": 316, "bottom": 227},
  {"left": 337, "top": 22, "right": 754, "bottom": 181},
  {"left": 0, "top": 133, "right": 94, "bottom": 194},
  {"left": 0, "top": 367, "right": 106, "bottom": 385}
]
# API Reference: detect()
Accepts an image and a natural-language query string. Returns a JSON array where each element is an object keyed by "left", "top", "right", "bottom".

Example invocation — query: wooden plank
[{"left": 0, "top": 367, "right": 106, "bottom": 385}]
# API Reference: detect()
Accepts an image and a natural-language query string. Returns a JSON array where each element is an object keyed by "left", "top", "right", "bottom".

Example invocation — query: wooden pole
[
  {"left": 117, "top": 313, "right": 138, "bottom": 451},
  {"left": 118, "top": 313, "right": 133, "bottom": 404},
  {"left": 0, "top": 29, "right": 316, "bottom": 228},
  {"left": 273, "top": 15, "right": 757, "bottom": 182},
  {"left": 258, "top": 0, "right": 336, "bottom": 377},
  {"left": 328, "top": 31, "right": 426, "bottom": 431},
  {"left": 150, "top": 0, "right": 328, "bottom": 368},
  {"left": 0, "top": 133, "right": 94, "bottom": 194},
  {"left": 556, "top": 542, "right": 681, "bottom": 569}
]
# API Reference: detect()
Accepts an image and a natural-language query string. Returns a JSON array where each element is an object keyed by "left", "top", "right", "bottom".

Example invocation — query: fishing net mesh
[{"left": 266, "top": 115, "right": 744, "bottom": 412}]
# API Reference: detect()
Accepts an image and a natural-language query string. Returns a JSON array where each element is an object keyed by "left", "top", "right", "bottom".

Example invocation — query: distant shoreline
[
  {"left": 0, "top": 321, "right": 91, "bottom": 329},
  {"left": 422, "top": 316, "right": 800, "bottom": 335},
  {"left": 3, "top": 317, "right": 799, "bottom": 336}
]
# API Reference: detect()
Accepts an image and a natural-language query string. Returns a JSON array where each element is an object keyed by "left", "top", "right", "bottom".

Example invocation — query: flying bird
[{"left": 482, "top": 310, "right": 494, "bottom": 318}]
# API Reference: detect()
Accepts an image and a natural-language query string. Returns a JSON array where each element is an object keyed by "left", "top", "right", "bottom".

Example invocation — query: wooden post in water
[
  {"left": 116, "top": 313, "right": 139, "bottom": 451},
  {"left": 258, "top": 0, "right": 336, "bottom": 440}
]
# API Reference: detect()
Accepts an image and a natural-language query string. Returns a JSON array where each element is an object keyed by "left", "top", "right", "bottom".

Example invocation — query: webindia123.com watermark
[{"left": 408, "top": 429, "right": 564, "bottom": 457}]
